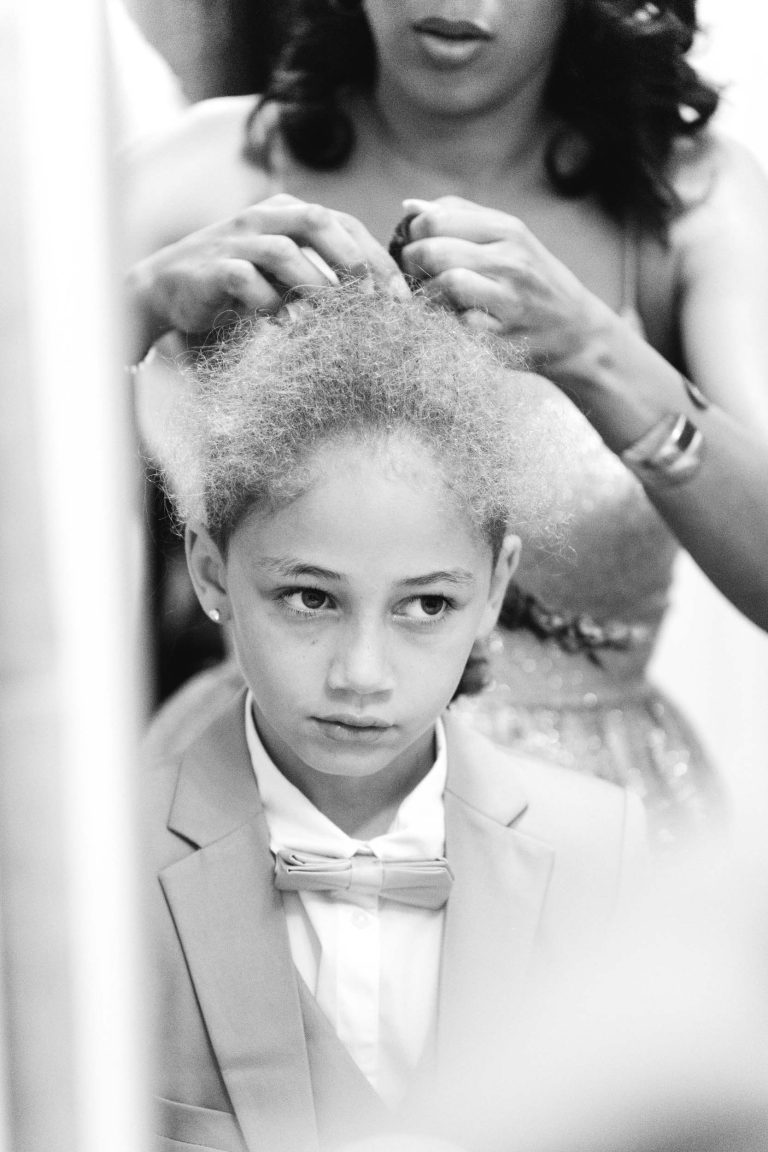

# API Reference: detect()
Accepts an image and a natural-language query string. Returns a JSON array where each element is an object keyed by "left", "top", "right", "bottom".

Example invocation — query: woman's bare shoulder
[
  {"left": 124, "top": 95, "right": 257, "bottom": 164},
  {"left": 122, "top": 95, "right": 275, "bottom": 257},
  {"left": 670, "top": 129, "right": 768, "bottom": 250}
]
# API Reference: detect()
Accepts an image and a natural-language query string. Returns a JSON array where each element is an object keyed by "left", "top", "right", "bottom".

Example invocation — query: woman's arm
[{"left": 398, "top": 140, "right": 768, "bottom": 630}]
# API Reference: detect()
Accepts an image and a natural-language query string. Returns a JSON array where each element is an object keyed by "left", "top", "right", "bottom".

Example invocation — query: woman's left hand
[{"left": 399, "top": 195, "right": 608, "bottom": 376}]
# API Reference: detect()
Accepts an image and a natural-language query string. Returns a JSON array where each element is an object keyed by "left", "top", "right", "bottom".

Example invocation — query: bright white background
[{"left": 0, "top": 3, "right": 763, "bottom": 1148}]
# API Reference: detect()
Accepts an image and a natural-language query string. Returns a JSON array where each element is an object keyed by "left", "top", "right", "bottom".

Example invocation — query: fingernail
[
  {"left": 389, "top": 272, "right": 412, "bottom": 299},
  {"left": 300, "top": 246, "right": 339, "bottom": 285},
  {"left": 282, "top": 299, "right": 312, "bottom": 322}
]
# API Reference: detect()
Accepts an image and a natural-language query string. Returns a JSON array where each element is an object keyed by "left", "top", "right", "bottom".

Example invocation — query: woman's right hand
[
  {"left": 125, "top": 193, "right": 409, "bottom": 362},
  {"left": 397, "top": 196, "right": 608, "bottom": 382}
]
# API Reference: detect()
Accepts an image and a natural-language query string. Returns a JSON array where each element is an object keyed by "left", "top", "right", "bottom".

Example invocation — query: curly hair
[
  {"left": 154, "top": 281, "right": 565, "bottom": 561},
  {"left": 246, "top": 0, "right": 719, "bottom": 232}
]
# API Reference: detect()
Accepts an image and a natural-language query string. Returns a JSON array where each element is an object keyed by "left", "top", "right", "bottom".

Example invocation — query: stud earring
[
  {"left": 488, "top": 630, "right": 505, "bottom": 656},
  {"left": 634, "top": 1, "right": 660, "bottom": 23},
  {"left": 207, "top": 608, "right": 221, "bottom": 624}
]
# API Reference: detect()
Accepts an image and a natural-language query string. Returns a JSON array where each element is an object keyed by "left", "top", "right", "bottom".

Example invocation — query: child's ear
[
  {"left": 478, "top": 534, "right": 521, "bottom": 638},
  {"left": 185, "top": 524, "right": 230, "bottom": 624}
]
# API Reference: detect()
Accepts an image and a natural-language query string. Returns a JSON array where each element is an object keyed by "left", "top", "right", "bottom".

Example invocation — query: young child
[{"left": 144, "top": 283, "right": 646, "bottom": 1152}]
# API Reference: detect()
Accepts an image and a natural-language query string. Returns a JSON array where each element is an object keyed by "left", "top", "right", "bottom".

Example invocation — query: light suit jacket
[{"left": 144, "top": 666, "right": 646, "bottom": 1152}]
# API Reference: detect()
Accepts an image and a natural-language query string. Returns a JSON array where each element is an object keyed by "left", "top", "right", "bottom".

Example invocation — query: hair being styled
[
  {"left": 156, "top": 281, "right": 557, "bottom": 558},
  {"left": 246, "top": 0, "right": 719, "bottom": 232}
]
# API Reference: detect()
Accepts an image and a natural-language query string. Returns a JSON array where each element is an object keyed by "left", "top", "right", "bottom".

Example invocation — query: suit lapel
[
  {"left": 436, "top": 712, "right": 555, "bottom": 1072},
  {"left": 160, "top": 690, "right": 320, "bottom": 1152}
]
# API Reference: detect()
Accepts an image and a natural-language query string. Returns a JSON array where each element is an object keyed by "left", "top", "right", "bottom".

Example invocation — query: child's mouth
[{"left": 314, "top": 715, "right": 392, "bottom": 744}]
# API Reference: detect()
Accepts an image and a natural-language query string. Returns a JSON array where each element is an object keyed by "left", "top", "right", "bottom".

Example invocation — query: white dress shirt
[{"left": 244, "top": 694, "right": 447, "bottom": 1105}]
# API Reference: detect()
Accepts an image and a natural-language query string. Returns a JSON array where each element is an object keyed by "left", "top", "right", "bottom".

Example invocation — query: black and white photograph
[{"left": 1, "top": 1, "right": 768, "bottom": 1149}]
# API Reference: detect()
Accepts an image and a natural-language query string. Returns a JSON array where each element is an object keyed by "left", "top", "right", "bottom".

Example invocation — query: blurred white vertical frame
[
  {"left": 651, "top": 0, "right": 768, "bottom": 839},
  {"left": 0, "top": 0, "right": 148, "bottom": 1150}
]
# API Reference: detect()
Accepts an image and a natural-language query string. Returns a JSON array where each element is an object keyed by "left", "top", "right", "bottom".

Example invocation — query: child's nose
[{"left": 327, "top": 621, "right": 394, "bottom": 696}]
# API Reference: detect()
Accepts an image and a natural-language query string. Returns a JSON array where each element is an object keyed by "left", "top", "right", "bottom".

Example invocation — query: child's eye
[
  {"left": 281, "top": 588, "right": 333, "bottom": 615},
  {"left": 398, "top": 595, "right": 451, "bottom": 622}
]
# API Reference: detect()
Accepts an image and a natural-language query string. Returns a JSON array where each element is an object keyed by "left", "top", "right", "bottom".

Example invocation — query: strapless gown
[{"left": 453, "top": 377, "right": 721, "bottom": 847}]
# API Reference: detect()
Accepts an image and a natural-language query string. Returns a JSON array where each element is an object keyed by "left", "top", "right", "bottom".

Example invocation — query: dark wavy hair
[{"left": 246, "top": 0, "right": 719, "bottom": 232}]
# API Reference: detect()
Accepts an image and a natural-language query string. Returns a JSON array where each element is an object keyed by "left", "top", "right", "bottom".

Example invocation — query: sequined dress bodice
[
  {"left": 496, "top": 375, "right": 677, "bottom": 706},
  {"left": 458, "top": 377, "right": 720, "bottom": 844}
]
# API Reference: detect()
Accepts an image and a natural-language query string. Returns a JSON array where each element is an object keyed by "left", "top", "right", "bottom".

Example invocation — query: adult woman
[{"left": 126, "top": 0, "right": 768, "bottom": 842}]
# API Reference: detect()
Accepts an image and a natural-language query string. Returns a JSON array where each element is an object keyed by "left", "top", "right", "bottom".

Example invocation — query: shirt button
[{"left": 351, "top": 909, "right": 371, "bottom": 928}]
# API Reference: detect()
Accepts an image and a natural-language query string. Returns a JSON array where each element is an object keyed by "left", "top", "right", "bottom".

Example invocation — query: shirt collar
[{"left": 244, "top": 692, "right": 446, "bottom": 861}]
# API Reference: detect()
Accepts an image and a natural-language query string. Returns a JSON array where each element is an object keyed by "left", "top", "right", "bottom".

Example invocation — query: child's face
[{"left": 188, "top": 438, "right": 518, "bottom": 794}]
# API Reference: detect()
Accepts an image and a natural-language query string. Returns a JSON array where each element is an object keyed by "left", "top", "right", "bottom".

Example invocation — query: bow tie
[{"left": 273, "top": 849, "right": 454, "bottom": 910}]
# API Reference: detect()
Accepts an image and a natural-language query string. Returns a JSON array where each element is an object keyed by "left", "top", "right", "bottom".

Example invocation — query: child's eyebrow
[
  {"left": 259, "top": 559, "right": 475, "bottom": 588},
  {"left": 401, "top": 570, "right": 476, "bottom": 588},
  {"left": 260, "top": 558, "right": 343, "bottom": 582}
]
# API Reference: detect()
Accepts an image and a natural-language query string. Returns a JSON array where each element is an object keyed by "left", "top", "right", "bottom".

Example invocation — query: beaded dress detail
[{"left": 455, "top": 372, "right": 720, "bottom": 847}]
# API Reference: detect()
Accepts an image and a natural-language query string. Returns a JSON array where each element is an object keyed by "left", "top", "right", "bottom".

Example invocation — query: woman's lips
[
  {"left": 412, "top": 17, "right": 493, "bottom": 68},
  {"left": 414, "top": 16, "right": 492, "bottom": 39}
]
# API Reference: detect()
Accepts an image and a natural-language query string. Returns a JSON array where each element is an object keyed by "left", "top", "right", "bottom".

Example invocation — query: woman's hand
[
  {"left": 399, "top": 178, "right": 768, "bottom": 633},
  {"left": 399, "top": 195, "right": 608, "bottom": 377},
  {"left": 126, "top": 193, "right": 409, "bottom": 361}
]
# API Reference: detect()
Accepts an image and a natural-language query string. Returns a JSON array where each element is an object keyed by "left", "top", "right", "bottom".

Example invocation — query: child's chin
[{"left": 309, "top": 747, "right": 395, "bottom": 779}]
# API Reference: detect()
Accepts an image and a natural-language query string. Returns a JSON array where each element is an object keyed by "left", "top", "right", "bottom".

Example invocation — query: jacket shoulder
[
  {"left": 445, "top": 710, "right": 646, "bottom": 914},
  {"left": 141, "top": 663, "right": 248, "bottom": 868},
  {"left": 513, "top": 753, "right": 641, "bottom": 844},
  {"left": 446, "top": 709, "right": 638, "bottom": 823},
  {"left": 144, "top": 661, "right": 247, "bottom": 764}
]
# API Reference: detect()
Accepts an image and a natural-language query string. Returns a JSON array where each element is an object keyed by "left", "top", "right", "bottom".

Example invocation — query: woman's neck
[{"left": 365, "top": 72, "right": 554, "bottom": 190}]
